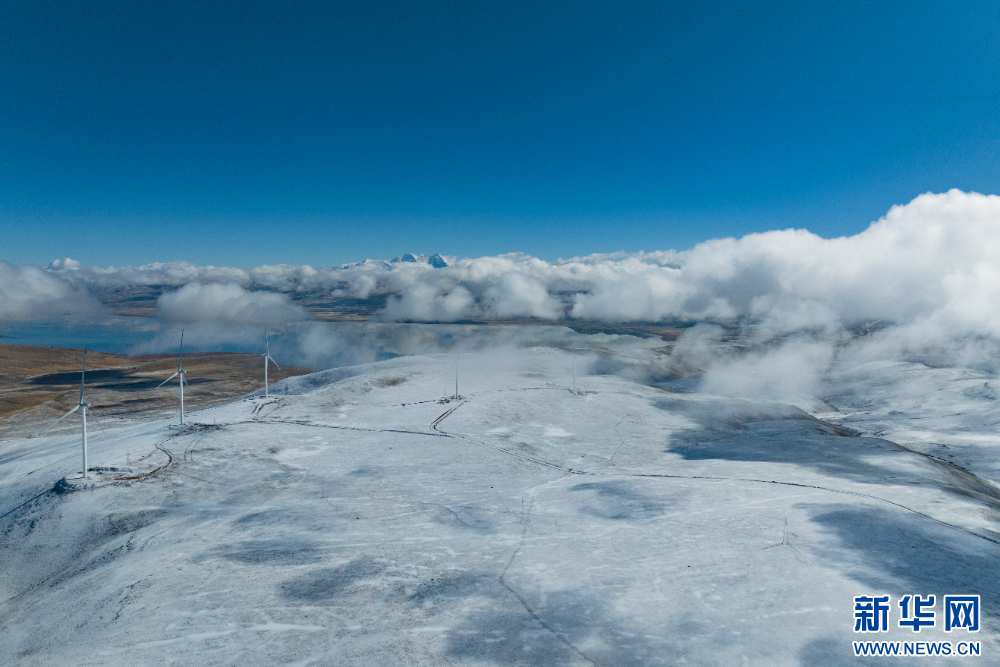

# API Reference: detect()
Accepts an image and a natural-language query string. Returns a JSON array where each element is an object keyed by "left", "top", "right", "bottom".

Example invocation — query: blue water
[
  {"left": 0, "top": 318, "right": 313, "bottom": 355},
  {"left": 0, "top": 318, "right": 587, "bottom": 371},
  {"left": 0, "top": 319, "right": 161, "bottom": 354}
]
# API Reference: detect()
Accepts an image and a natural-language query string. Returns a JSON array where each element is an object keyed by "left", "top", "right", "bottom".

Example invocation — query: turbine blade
[
  {"left": 157, "top": 372, "right": 179, "bottom": 388},
  {"left": 86, "top": 405, "right": 109, "bottom": 434},
  {"left": 36, "top": 404, "right": 80, "bottom": 437},
  {"left": 178, "top": 330, "right": 184, "bottom": 370},
  {"left": 267, "top": 356, "right": 280, "bottom": 369}
]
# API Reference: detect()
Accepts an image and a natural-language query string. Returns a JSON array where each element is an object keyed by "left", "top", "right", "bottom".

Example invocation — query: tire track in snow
[
  {"left": 498, "top": 493, "right": 599, "bottom": 666},
  {"left": 262, "top": 418, "right": 449, "bottom": 438}
]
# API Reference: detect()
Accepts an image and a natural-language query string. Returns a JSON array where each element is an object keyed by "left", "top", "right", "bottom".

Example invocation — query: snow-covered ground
[
  {"left": 2, "top": 347, "right": 998, "bottom": 665},
  {"left": 822, "top": 360, "right": 1000, "bottom": 486}
]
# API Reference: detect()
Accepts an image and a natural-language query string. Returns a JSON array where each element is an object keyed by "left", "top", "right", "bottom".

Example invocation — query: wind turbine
[
  {"left": 157, "top": 330, "right": 187, "bottom": 425},
  {"left": 262, "top": 331, "right": 280, "bottom": 398},
  {"left": 38, "top": 350, "right": 92, "bottom": 478},
  {"left": 572, "top": 347, "right": 577, "bottom": 394},
  {"left": 571, "top": 347, "right": 593, "bottom": 394}
]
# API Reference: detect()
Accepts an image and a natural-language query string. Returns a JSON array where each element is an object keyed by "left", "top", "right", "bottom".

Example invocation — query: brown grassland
[{"left": 0, "top": 344, "right": 313, "bottom": 438}]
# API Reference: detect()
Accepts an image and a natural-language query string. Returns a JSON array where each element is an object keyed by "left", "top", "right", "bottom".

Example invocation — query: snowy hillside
[{"left": 2, "top": 348, "right": 998, "bottom": 665}]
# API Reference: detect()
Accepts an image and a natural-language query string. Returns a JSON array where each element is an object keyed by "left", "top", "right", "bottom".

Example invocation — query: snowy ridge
[
  {"left": 1, "top": 348, "right": 999, "bottom": 665},
  {"left": 247, "top": 355, "right": 423, "bottom": 397}
]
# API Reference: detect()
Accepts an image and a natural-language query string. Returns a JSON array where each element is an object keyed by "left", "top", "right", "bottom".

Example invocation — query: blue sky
[{"left": 2, "top": 0, "right": 998, "bottom": 268}]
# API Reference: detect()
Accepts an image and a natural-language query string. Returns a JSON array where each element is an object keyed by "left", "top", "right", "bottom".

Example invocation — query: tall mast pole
[
  {"left": 573, "top": 349, "right": 576, "bottom": 394},
  {"left": 179, "top": 330, "right": 185, "bottom": 425},
  {"left": 80, "top": 351, "right": 89, "bottom": 478},
  {"left": 81, "top": 405, "right": 88, "bottom": 478}
]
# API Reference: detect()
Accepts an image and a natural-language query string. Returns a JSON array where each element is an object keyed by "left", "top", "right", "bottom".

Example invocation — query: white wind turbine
[
  {"left": 570, "top": 347, "right": 593, "bottom": 394},
  {"left": 38, "top": 350, "right": 93, "bottom": 478},
  {"left": 262, "top": 331, "right": 280, "bottom": 398},
  {"left": 157, "top": 330, "right": 187, "bottom": 425},
  {"left": 572, "top": 347, "right": 577, "bottom": 394}
]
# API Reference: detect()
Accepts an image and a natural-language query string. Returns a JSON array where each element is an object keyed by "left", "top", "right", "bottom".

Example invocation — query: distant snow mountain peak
[
  {"left": 392, "top": 253, "right": 449, "bottom": 268},
  {"left": 336, "top": 253, "right": 449, "bottom": 270}
]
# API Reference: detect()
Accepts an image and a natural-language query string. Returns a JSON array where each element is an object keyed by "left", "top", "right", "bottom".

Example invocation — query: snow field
[{"left": 1, "top": 348, "right": 998, "bottom": 665}]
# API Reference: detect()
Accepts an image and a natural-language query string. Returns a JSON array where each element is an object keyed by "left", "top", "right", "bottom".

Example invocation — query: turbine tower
[
  {"left": 263, "top": 331, "right": 280, "bottom": 398},
  {"left": 157, "top": 330, "right": 187, "bottom": 425},
  {"left": 39, "top": 350, "right": 92, "bottom": 478},
  {"left": 572, "top": 348, "right": 577, "bottom": 394}
]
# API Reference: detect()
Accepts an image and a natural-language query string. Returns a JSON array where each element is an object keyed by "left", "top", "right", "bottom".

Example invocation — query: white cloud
[
  {"left": 349, "top": 274, "right": 377, "bottom": 299},
  {"left": 0, "top": 261, "right": 101, "bottom": 320},
  {"left": 46, "top": 258, "right": 80, "bottom": 271},
  {"left": 481, "top": 272, "right": 562, "bottom": 319},
  {"left": 155, "top": 282, "right": 309, "bottom": 325},
  {"left": 50, "top": 260, "right": 251, "bottom": 288},
  {"left": 569, "top": 190, "right": 1000, "bottom": 331},
  {"left": 697, "top": 336, "right": 837, "bottom": 407},
  {"left": 383, "top": 283, "right": 476, "bottom": 322},
  {"left": 25, "top": 190, "right": 1000, "bottom": 338},
  {"left": 381, "top": 261, "right": 564, "bottom": 322}
]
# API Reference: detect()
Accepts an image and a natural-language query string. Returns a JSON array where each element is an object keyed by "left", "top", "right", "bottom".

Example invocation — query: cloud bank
[
  {"left": 0, "top": 261, "right": 102, "bottom": 321},
  {"left": 156, "top": 282, "right": 309, "bottom": 325},
  {"left": 27, "top": 190, "right": 1000, "bottom": 339}
]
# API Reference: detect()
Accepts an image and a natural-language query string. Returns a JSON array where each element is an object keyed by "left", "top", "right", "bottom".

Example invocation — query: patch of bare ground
[{"left": 0, "top": 344, "right": 313, "bottom": 437}]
